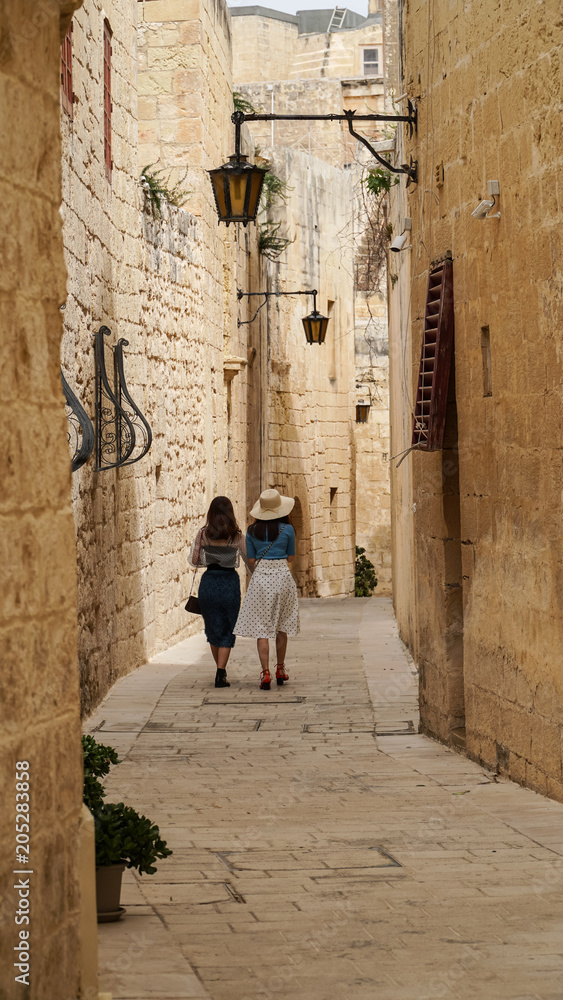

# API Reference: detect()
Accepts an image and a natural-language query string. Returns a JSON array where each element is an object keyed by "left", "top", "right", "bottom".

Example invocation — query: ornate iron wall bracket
[
  {"left": 60, "top": 369, "right": 95, "bottom": 472},
  {"left": 237, "top": 287, "right": 317, "bottom": 326},
  {"left": 95, "top": 326, "right": 152, "bottom": 471},
  {"left": 114, "top": 338, "right": 152, "bottom": 465},
  {"left": 232, "top": 105, "right": 418, "bottom": 184}
]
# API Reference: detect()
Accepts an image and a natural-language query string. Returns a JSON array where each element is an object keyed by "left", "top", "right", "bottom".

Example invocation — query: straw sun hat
[{"left": 250, "top": 488, "right": 295, "bottom": 521}]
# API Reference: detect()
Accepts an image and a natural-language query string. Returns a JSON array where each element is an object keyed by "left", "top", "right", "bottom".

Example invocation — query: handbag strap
[
  {"left": 254, "top": 524, "right": 287, "bottom": 567},
  {"left": 188, "top": 527, "right": 204, "bottom": 597}
]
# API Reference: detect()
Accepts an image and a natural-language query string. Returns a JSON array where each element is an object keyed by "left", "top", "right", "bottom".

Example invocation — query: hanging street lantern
[
  {"left": 208, "top": 154, "right": 266, "bottom": 227},
  {"left": 237, "top": 288, "right": 330, "bottom": 346},
  {"left": 356, "top": 399, "right": 371, "bottom": 423},
  {"left": 302, "top": 291, "right": 329, "bottom": 345},
  {"left": 208, "top": 111, "right": 267, "bottom": 226},
  {"left": 209, "top": 107, "right": 419, "bottom": 225}
]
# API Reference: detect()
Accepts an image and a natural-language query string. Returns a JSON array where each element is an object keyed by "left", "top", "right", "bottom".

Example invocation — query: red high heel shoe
[
  {"left": 260, "top": 668, "right": 271, "bottom": 690},
  {"left": 275, "top": 664, "right": 289, "bottom": 686}
]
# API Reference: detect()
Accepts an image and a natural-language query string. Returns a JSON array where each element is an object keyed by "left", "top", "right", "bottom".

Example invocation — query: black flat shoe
[{"left": 215, "top": 669, "right": 230, "bottom": 688}]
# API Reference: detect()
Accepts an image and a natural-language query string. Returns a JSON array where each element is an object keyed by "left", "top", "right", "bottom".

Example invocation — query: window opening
[
  {"left": 61, "top": 20, "right": 73, "bottom": 119},
  {"left": 481, "top": 326, "right": 493, "bottom": 397},
  {"left": 363, "top": 47, "right": 380, "bottom": 76},
  {"left": 103, "top": 19, "right": 112, "bottom": 181}
]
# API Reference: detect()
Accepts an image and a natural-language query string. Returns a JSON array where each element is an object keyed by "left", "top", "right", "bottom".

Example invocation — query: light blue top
[{"left": 246, "top": 524, "right": 296, "bottom": 561}]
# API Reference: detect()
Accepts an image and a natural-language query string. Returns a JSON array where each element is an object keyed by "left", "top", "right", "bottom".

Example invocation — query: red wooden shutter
[
  {"left": 103, "top": 20, "right": 112, "bottom": 180},
  {"left": 61, "top": 21, "right": 73, "bottom": 119},
  {"left": 412, "top": 255, "right": 454, "bottom": 451}
]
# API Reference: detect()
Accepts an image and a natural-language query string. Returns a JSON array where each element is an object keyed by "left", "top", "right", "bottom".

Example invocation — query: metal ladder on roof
[{"left": 327, "top": 7, "right": 347, "bottom": 31}]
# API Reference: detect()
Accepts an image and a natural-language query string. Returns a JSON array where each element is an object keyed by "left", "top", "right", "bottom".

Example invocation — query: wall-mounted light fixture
[
  {"left": 390, "top": 217, "right": 412, "bottom": 252},
  {"left": 237, "top": 288, "right": 329, "bottom": 345},
  {"left": 209, "top": 106, "right": 418, "bottom": 225},
  {"left": 208, "top": 120, "right": 267, "bottom": 226},
  {"left": 356, "top": 399, "right": 371, "bottom": 423},
  {"left": 471, "top": 181, "right": 501, "bottom": 220}
]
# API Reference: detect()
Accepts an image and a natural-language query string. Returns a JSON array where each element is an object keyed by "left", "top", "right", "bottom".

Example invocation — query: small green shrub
[
  {"left": 355, "top": 546, "right": 378, "bottom": 597},
  {"left": 82, "top": 734, "right": 120, "bottom": 814},
  {"left": 141, "top": 165, "right": 189, "bottom": 217},
  {"left": 94, "top": 802, "right": 172, "bottom": 875},
  {"left": 83, "top": 735, "right": 173, "bottom": 874}
]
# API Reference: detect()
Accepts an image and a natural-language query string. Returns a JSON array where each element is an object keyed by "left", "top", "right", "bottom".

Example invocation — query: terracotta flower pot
[{"left": 95, "top": 863, "right": 126, "bottom": 922}]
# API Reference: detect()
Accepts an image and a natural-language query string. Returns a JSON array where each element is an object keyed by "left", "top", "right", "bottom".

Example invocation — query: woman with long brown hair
[{"left": 190, "top": 496, "right": 247, "bottom": 687}]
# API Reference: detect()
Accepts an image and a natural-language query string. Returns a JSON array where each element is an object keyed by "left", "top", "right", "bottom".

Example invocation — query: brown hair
[
  {"left": 205, "top": 496, "right": 240, "bottom": 541},
  {"left": 248, "top": 514, "right": 292, "bottom": 542}
]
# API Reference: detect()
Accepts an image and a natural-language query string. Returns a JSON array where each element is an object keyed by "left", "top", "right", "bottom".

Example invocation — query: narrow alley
[{"left": 88, "top": 599, "right": 563, "bottom": 1000}]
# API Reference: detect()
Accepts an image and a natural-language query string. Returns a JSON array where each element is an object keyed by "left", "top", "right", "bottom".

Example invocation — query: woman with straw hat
[{"left": 234, "top": 489, "right": 300, "bottom": 689}]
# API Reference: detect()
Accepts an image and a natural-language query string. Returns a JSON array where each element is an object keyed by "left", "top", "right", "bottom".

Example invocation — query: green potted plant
[
  {"left": 82, "top": 736, "right": 172, "bottom": 922},
  {"left": 355, "top": 546, "right": 378, "bottom": 597}
]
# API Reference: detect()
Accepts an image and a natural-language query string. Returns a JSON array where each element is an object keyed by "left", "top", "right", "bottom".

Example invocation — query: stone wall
[
  {"left": 389, "top": 0, "right": 563, "bottom": 798},
  {"left": 244, "top": 147, "right": 356, "bottom": 596},
  {"left": 0, "top": 2, "right": 84, "bottom": 996},
  {"left": 233, "top": 13, "right": 392, "bottom": 599},
  {"left": 231, "top": 7, "right": 384, "bottom": 83},
  {"left": 61, "top": 0, "right": 250, "bottom": 714}
]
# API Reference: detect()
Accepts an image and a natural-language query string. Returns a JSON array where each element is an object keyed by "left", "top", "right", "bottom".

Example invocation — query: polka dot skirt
[{"left": 234, "top": 559, "right": 300, "bottom": 639}]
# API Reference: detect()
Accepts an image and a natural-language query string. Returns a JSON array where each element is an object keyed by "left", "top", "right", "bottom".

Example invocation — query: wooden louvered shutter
[
  {"left": 61, "top": 21, "right": 73, "bottom": 119},
  {"left": 412, "top": 255, "right": 454, "bottom": 451}
]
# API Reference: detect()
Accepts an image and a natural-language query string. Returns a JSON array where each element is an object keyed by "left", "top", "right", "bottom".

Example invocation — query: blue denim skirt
[{"left": 198, "top": 567, "right": 241, "bottom": 648}]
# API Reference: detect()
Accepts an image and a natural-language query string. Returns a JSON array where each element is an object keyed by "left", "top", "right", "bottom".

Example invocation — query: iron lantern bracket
[
  {"left": 231, "top": 104, "right": 418, "bottom": 184},
  {"left": 237, "top": 287, "right": 318, "bottom": 327}
]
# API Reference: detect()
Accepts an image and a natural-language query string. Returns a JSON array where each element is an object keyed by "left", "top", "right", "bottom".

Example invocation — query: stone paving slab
[{"left": 87, "top": 597, "right": 563, "bottom": 999}]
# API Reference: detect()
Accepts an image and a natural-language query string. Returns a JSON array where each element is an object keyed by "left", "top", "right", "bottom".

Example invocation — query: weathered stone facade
[
  {"left": 232, "top": 4, "right": 392, "bottom": 594},
  {"left": 242, "top": 146, "right": 356, "bottom": 596},
  {"left": 0, "top": 2, "right": 84, "bottom": 997},
  {"left": 389, "top": 0, "right": 563, "bottom": 798},
  {"left": 57, "top": 0, "right": 360, "bottom": 716}
]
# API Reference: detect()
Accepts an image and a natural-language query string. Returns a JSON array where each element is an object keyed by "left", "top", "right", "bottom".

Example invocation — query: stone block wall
[
  {"left": 231, "top": 8, "right": 384, "bottom": 82},
  {"left": 389, "top": 0, "right": 563, "bottom": 797},
  {"left": 61, "top": 0, "right": 249, "bottom": 714},
  {"left": 246, "top": 147, "right": 356, "bottom": 597},
  {"left": 234, "top": 36, "right": 392, "bottom": 600},
  {"left": 0, "top": 2, "right": 84, "bottom": 996}
]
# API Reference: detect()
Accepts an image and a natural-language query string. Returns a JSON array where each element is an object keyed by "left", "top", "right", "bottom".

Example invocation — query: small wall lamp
[
  {"left": 237, "top": 288, "right": 329, "bottom": 344},
  {"left": 356, "top": 399, "right": 371, "bottom": 422}
]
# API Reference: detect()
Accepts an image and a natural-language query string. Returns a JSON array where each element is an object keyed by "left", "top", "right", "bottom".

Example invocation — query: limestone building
[
  {"left": 54, "top": 0, "right": 359, "bottom": 716},
  {"left": 387, "top": 0, "right": 563, "bottom": 798},
  {"left": 231, "top": 0, "right": 392, "bottom": 592},
  {"left": 1, "top": 4, "right": 85, "bottom": 997}
]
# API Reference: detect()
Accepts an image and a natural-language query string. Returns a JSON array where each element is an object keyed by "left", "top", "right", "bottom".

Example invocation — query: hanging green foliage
[
  {"left": 233, "top": 91, "right": 259, "bottom": 114},
  {"left": 364, "top": 167, "right": 400, "bottom": 197},
  {"left": 141, "top": 165, "right": 189, "bottom": 218}
]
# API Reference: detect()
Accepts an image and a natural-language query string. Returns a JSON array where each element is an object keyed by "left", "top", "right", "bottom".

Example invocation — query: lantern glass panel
[
  {"left": 228, "top": 172, "right": 248, "bottom": 218},
  {"left": 247, "top": 169, "right": 265, "bottom": 220},
  {"left": 210, "top": 171, "right": 228, "bottom": 219}
]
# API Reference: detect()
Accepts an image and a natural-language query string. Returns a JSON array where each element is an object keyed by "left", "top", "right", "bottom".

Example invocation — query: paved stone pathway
[{"left": 88, "top": 597, "right": 563, "bottom": 1000}]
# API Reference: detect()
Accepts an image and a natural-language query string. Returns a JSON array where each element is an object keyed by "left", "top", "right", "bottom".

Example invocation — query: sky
[{"left": 228, "top": 0, "right": 368, "bottom": 18}]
